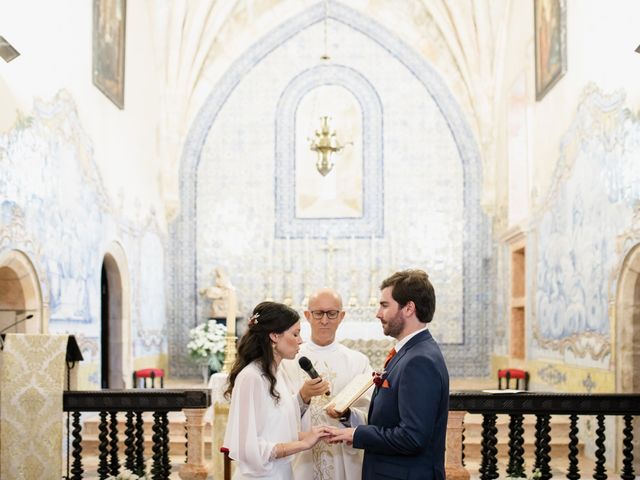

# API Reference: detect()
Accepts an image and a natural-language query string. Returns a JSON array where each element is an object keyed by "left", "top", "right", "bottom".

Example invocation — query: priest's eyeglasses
[{"left": 310, "top": 310, "right": 340, "bottom": 320}]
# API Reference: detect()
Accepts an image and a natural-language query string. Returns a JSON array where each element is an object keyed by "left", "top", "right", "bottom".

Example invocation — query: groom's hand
[{"left": 325, "top": 426, "right": 355, "bottom": 445}]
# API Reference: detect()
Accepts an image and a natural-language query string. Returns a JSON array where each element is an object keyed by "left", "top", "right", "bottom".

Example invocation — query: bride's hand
[{"left": 299, "top": 426, "right": 331, "bottom": 448}]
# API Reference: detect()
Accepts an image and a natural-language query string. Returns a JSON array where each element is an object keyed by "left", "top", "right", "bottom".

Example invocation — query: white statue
[{"left": 200, "top": 268, "right": 236, "bottom": 320}]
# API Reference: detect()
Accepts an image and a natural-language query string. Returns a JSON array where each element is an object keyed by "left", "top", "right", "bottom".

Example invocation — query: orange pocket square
[{"left": 382, "top": 379, "right": 390, "bottom": 388}]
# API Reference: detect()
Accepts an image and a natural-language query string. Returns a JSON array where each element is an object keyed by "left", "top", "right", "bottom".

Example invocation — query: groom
[{"left": 327, "top": 269, "right": 450, "bottom": 479}]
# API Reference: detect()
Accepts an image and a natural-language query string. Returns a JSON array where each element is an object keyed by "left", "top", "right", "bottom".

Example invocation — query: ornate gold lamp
[{"left": 309, "top": 116, "right": 347, "bottom": 176}]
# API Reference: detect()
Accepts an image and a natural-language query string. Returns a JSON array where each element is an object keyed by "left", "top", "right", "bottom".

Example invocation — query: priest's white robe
[
  {"left": 281, "top": 341, "right": 373, "bottom": 480},
  {"left": 224, "top": 361, "right": 300, "bottom": 479}
]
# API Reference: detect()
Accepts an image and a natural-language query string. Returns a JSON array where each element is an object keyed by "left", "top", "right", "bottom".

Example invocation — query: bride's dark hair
[{"left": 224, "top": 301, "right": 299, "bottom": 402}]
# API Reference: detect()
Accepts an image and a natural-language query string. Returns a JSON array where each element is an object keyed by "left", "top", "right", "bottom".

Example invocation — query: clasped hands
[
  {"left": 299, "top": 378, "right": 355, "bottom": 446},
  {"left": 301, "top": 425, "right": 355, "bottom": 447}
]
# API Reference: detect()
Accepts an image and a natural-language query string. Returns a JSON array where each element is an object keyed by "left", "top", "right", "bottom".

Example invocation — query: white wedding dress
[{"left": 224, "top": 361, "right": 300, "bottom": 479}]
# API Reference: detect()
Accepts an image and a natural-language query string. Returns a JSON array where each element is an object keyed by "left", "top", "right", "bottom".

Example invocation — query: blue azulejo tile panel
[
  {"left": 531, "top": 87, "right": 640, "bottom": 364},
  {"left": 171, "top": 1, "right": 490, "bottom": 377},
  {"left": 0, "top": 92, "right": 167, "bottom": 385},
  {"left": 275, "top": 64, "right": 383, "bottom": 238}
]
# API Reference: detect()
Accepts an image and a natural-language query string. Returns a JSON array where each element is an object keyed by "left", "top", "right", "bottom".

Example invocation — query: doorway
[
  {"left": 615, "top": 242, "right": 640, "bottom": 471},
  {"left": 100, "top": 248, "right": 129, "bottom": 389}
]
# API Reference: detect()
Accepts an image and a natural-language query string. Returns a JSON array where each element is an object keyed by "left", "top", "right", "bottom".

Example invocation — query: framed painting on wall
[
  {"left": 92, "top": 0, "right": 126, "bottom": 109},
  {"left": 534, "top": 0, "right": 566, "bottom": 101}
]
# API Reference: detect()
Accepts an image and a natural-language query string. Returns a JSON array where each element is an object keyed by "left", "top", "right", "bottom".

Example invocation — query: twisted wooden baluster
[
  {"left": 593, "top": 414, "right": 607, "bottom": 480},
  {"left": 151, "top": 411, "right": 164, "bottom": 479},
  {"left": 479, "top": 413, "right": 499, "bottom": 479},
  {"left": 506, "top": 413, "right": 525, "bottom": 478},
  {"left": 566, "top": 413, "right": 580, "bottom": 480},
  {"left": 533, "top": 414, "right": 552, "bottom": 479},
  {"left": 134, "top": 411, "right": 145, "bottom": 476},
  {"left": 161, "top": 412, "right": 171, "bottom": 478},
  {"left": 124, "top": 411, "right": 136, "bottom": 473},
  {"left": 621, "top": 414, "right": 635, "bottom": 480},
  {"left": 97, "top": 411, "right": 110, "bottom": 479},
  {"left": 184, "top": 423, "right": 189, "bottom": 464},
  {"left": 461, "top": 422, "right": 466, "bottom": 467},
  {"left": 109, "top": 411, "right": 120, "bottom": 476},
  {"left": 70, "top": 411, "right": 84, "bottom": 480}
]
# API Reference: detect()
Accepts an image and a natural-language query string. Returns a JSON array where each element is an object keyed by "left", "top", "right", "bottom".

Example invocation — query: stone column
[
  {"left": 446, "top": 410, "right": 470, "bottom": 480},
  {"left": 212, "top": 403, "right": 231, "bottom": 479},
  {"left": 179, "top": 408, "right": 209, "bottom": 480}
]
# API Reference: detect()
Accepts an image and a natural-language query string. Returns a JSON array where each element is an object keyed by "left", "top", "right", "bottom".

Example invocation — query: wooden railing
[
  {"left": 63, "top": 389, "right": 210, "bottom": 480},
  {"left": 445, "top": 392, "right": 640, "bottom": 480}
]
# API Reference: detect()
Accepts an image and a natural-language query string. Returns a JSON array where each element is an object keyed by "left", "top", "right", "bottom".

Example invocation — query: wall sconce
[{"left": 0, "top": 36, "right": 20, "bottom": 63}]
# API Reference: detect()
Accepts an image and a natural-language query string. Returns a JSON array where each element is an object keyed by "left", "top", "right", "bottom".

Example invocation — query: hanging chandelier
[{"left": 309, "top": 116, "right": 347, "bottom": 176}]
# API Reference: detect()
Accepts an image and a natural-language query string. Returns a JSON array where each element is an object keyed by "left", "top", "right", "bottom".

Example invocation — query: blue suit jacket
[{"left": 353, "top": 329, "right": 449, "bottom": 480}]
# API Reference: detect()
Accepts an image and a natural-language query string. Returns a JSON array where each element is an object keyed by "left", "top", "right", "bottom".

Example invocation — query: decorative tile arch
[
  {"left": 169, "top": 1, "right": 490, "bottom": 376},
  {"left": 275, "top": 63, "right": 383, "bottom": 238}
]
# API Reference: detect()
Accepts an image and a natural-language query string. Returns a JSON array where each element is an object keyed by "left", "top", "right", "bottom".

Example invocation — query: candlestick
[
  {"left": 369, "top": 234, "right": 375, "bottom": 272},
  {"left": 222, "top": 286, "right": 238, "bottom": 374},
  {"left": 285, "top": 235, "right": 291, "bottom": 271},
  {"left": 388, "top": 232, "right": 394, "bottom": 274},
  {"left": 226, "top": 288, "right": 237, "bottom": 338},
  {"left": 350, "top": 234, "right": 355, "bottom": 271}
]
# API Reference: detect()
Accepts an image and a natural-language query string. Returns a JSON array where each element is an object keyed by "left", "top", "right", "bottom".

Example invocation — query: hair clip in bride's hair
[{"left": 248, "top": 313, "right": 260, "bottom": 326}]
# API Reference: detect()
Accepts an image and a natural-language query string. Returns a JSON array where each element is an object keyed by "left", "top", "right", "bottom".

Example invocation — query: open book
[{"left": 326, "top": 373, "right": 374, "bottom": 414}]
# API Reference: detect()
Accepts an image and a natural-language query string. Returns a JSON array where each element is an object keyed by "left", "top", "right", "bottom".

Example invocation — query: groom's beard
[{"left": 382, "top": 310, "right": 404, "bottom": 338}]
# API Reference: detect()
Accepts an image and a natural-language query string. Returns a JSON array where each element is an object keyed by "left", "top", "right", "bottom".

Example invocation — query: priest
[{"left": 281, "top": 288, "right": 373, "bottom": 480}]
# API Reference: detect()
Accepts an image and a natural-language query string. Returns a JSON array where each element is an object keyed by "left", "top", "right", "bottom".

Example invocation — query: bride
[{"left": 223, "top": 301, "right": 329, "bottom": 479}]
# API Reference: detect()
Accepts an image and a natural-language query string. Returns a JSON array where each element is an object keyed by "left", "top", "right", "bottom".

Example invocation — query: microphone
[
  {"left": 0, "top": 314, "right": 34, "bottom": 334},
  {"left": 298, "top": 356, "right": 330, "bottom": 396}
]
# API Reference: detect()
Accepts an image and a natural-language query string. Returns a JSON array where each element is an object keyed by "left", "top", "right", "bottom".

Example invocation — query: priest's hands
[
  {"left": 325, "top": 404, "right": 347, "bottom": 419},
  {"left": 300, "top": 377, "right": 331, "bottom": 403},
  {"left": 324, "top": 426, "right": 355, "bottom": 446}
]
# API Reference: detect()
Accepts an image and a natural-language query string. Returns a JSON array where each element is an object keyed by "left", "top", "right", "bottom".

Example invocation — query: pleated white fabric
[{"left": 224, "top": 361, "right": 300, "bottom": 479}]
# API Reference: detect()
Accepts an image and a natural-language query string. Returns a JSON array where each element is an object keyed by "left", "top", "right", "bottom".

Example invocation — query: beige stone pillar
[
  {"left": 446, "top": 410, "right": 470, "bottom": 480},
  {"left": 212, "top": 403, "right": 232, "bottom": 479},
  {"left": 179, "top": 408, "right": 209, "bottom": 480}
]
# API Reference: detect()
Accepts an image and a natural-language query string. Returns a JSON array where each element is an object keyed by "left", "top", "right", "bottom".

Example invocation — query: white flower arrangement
[{"left": 187, "top": 319, "right": 227, "bottom": 371}]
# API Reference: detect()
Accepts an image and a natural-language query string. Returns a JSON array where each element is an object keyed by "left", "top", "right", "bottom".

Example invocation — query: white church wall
[
  {"left": 0, "top": 1, "right": 169, "bottom": 387},
  {"left": 530, "top": 0, "right": 640, "bottom": 213},
  {"left": 493, "top": 0, "right": 640, "bottom": 393},
  {"left": 498, "top": 0, "right": 640, "bottom": 223},
  {"left": 170, "top": 2, "right": 492, "bottom": 377},
  {"left": 496, "top": 0, "right": 640, "bottom": 218},
  {"left": 0, "top": 0, "right": 165, "bottom": 227}
]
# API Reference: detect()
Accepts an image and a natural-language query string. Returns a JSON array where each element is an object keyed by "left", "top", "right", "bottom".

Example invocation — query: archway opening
[
  {"left": 0, "top": 266, "right": 27, "bottom": 332},
  {"left": 615, "top": 242, "right": 640, "bottom": 471},
  {"left": 101, "top": 253, "right": 125, "bottom": 389},
  {"left": 0, "top": 250, "right": 43, "bottom": 334}
]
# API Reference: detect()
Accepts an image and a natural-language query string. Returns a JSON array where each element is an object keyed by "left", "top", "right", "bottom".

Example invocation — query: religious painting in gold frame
[
  {"left": 534, "top": 0, "right": 566, "bottom": 101},
  {"left": 92, "top": 0, "right": 126, "bottom": 109}
]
